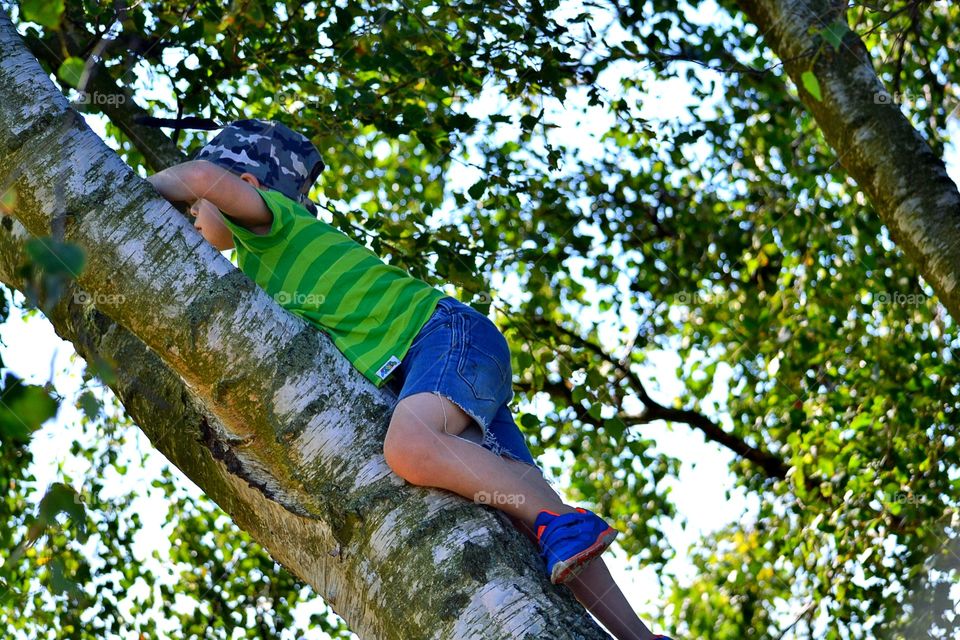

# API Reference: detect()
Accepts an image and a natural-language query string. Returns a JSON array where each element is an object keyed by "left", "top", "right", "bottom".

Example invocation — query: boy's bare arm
[{"left": 146, "top": 160, "right": 273, "bottom": 229}]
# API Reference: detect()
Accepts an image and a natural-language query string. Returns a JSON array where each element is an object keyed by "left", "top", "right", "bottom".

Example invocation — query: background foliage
[{"left": 2, "top": 0, "right": 959, "bottom": 637}]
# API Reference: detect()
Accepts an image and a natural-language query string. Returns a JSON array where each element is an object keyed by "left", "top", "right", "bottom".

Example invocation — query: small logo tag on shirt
[{"left": 376, "top": 355, "right": 402, "bottom": 381}]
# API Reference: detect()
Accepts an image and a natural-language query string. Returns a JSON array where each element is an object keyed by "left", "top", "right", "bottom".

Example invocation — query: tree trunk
[
  {"left": 732, "top": 0, "right": 960, "bottom": 321},
  {"left": 0, "top": 11, "right": 610, "bottom": 639}
]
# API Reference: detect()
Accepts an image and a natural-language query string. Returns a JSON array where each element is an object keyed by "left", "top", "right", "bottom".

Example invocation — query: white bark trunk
[
  {"left": 733, "top": 0, "right": 960, "bottom": 320},
  {"left": 0, "top": 10, "right": 610, "bottom": 639}
]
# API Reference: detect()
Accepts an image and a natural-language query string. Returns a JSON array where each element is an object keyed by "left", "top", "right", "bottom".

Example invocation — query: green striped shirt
[{"left": 219, "top": 187, "right": 448, "bottom": 388}]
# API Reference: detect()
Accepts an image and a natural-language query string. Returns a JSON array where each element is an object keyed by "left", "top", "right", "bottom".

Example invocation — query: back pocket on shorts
[{"left": 456, "top": 314, "right": 511, "bottom": 403}]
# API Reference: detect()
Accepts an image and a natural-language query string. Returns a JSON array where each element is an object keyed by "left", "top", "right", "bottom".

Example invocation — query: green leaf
[
  {"left": 0, "top": 375, "right": 59, "bottom": 441},
  {"left": 402, "top": 104, "right": 426, "bottom": 127},
  {"left": 25, "top": 237, "right": 86, "bottom": 277},
  {"left": 57, "top": 57, "right": 86, "bottom": 88},
  {"left": 820, "top": 20, "right": 849, "bottom": 52},
  {"left": 520, "top": 413, "right": 540, "bottom": 430},
  {"left": 587, "top": 403, "right": 603, "bottom": 420},
  {"left": 674, "top": 128, "right": 706, "bottom": 146},
  {"left": 468, "top": 180, "right": 488, "bottom": 200},
  {"left": 571, "top": 384, "right": 587, "bottom": 404},
  {"left": 801, "top": 70, "right": 822, "bottom": 102},
  {"left": 446, "top": 112, "right": 477, "bottom": 132},
  {"left": 37, "top": 482, "right": 85, "bottom": 529},
  {"left": 603, "top": 417, "right": 627, "bottom": 438},
  {"left": 520, "top": 114, "right": 540, "bottom": 131},
  {"left": 585, "top": 367, "right": 606, "bottom": 388},
  {"left": 515, "top": 349, "right": 534, "bottom": 372},
  {"left": 20, "top": 0, "right": 65, "bottom": 30},
  {"left": 47, "top": 556, "right": 84, "bottom": 600},
  {"left": 77, "top": 390, "right": 101, "bottom": 421}
]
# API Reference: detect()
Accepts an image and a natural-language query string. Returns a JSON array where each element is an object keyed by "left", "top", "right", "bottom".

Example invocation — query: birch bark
[
  {"left": 733, "top": 0, "right": 960, "bottom": 319},
  {"left": 0, "top": 10, "right": 610, "bottom": 639}
]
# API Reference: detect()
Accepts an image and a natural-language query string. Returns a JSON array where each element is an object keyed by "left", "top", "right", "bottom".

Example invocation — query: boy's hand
[{"left": 146, "top": 160, "right": 272, "bottom": 231}]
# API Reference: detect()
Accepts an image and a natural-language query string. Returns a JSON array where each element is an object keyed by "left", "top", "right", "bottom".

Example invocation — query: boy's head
[{"left": 192, "top": 119, "right": 324, "bottom": 215}]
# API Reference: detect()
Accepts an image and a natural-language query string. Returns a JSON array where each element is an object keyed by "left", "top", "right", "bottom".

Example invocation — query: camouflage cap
[{"left": 192, "top": 119, "right": 324, "bottom": 213}]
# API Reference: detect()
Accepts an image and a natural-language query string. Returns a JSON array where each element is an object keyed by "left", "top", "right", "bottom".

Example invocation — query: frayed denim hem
[{"left": 431, "top": 391, "right": 539, "bottom": 470}]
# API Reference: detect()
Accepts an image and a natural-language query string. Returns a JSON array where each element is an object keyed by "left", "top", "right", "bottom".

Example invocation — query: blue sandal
[{"left": 534, "top": 507, "right": 619, "bottom": 585}]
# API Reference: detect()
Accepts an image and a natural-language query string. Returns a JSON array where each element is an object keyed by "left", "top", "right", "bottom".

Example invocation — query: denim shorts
[{"left": 385, "top": 296, "right": 542, "bottom": 472}]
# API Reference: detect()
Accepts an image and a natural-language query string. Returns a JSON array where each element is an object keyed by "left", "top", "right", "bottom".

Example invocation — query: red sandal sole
[{"left": 550, "top": 526, "right": 618, "bottom": 585}]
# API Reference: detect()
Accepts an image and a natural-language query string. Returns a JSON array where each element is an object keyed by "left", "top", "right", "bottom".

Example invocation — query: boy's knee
[{"left": 383, "top": 418, "right": 439, "bottom": 485}]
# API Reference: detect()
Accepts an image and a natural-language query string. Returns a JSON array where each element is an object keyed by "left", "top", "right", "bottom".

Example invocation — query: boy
[{"left": 145, "top": 118, "right": 672, "bottom": 640}]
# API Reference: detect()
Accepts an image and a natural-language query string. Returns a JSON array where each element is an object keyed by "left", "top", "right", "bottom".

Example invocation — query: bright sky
[{"left": 5, "top": 1, "right": 960, "bottom": 638}]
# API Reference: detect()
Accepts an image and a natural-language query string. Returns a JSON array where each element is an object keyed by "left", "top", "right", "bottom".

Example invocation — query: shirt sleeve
[{"left": 218, "top": 187, "right": 297, "bottom": 250}]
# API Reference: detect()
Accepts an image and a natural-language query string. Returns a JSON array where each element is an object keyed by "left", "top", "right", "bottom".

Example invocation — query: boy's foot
[{"left": 533, "top": 507, "right": 618, "bottom": 585}]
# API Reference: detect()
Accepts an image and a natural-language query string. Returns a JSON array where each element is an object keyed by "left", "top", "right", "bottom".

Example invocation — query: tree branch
[
  {"left": 529, "top": 317, "right": 790, "bottom": 479},
  {"left": 21, "top": 24, "right": 184, "bottom": 171},
  {"left": 733, "top": 0, "right": 960, "bottom": 322}
]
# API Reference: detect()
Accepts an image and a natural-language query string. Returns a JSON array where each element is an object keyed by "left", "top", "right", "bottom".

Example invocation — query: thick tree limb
[
  {"left": 733, "top": 0, "right": 960, "bottom": 321},
  {"left": 0, "top": 10, "right": 609, "bottom": 639}
]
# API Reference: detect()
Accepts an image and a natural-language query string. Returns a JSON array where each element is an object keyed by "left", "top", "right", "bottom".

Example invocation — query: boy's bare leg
[
  {"left": 564, "top": 558, "right": 658, "bottom": 640},
  {"left": 384, "top": 392, "right": 658, "bottom": 640},
  {"left": 384, "top": 391, "right": 577, "bottom": 525}
]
